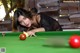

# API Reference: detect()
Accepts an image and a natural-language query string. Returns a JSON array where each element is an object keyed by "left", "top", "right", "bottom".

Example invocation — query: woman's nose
[{"left": 24, "top": 20, "right": 28, "bottom": 25}]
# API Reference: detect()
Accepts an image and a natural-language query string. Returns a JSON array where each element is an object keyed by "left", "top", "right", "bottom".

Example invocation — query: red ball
[
  {"left": 69, "top": 35, "right": 80, "bottom": 48},
  {"left": 19, "top": 34, "right": 26, "bottom": 40}
]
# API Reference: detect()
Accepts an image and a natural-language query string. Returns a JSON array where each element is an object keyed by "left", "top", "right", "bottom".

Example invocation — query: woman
[{"left": 13, "top": 8, "right": 62, "bottom": 36}]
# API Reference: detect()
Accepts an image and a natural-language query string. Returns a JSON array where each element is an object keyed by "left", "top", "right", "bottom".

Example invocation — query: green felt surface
[{"left": 0, "top": 31, "right": 80, "bottom": 53}]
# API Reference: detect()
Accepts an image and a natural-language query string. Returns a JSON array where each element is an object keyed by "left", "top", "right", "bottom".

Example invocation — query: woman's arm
[
  {"left": 24, "top": 28, "right": 45, "bottom": 36},
  {"left": 31, "top": 27, "right": 45, "bottom": 32}
]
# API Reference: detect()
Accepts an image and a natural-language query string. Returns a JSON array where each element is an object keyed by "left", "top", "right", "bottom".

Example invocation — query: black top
[{"left": 39, "top": 13, "right": 62, "bottom": 31}]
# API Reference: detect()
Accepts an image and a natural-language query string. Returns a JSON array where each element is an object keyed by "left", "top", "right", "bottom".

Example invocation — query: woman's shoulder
[
  {"left": 39, "top": 13, "right": 56, "bottom": 21},
  {"left": 39, "top": 13, "right": 49, "bottom": 18}
]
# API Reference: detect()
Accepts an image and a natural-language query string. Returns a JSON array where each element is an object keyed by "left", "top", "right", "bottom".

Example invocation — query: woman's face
[{"left": 18, "top": 15, "right": 32, "bottom": 27}]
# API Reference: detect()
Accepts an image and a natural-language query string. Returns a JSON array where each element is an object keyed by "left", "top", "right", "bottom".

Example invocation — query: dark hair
[
  {"left": 13, "top": 8, "right": 32, "bottom": 31},
  {"left": 14, "top": 8, "right": 32, "bottom": 19},
  {"left": 31, "top": 8, "right": 38, "bottom": 13}
]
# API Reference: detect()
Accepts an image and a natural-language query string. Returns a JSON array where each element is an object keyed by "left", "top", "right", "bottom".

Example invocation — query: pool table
[{"left": 0, "top": 31, "right": 80, "bottom": 53}]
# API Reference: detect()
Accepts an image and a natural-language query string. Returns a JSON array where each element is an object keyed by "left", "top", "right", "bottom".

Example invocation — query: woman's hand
[
  {"left": 27, "top": 31, "right": 36, "bottom": 37},
  {"left": 23, "top": 28, "right": 45, "bottom": 37},
  {"left": 23, "top": 31, "right": 36, "bottom": 37}
]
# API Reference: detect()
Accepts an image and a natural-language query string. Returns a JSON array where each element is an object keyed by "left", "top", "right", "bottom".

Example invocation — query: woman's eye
[
  {"left": 20, "top": 22, "right": 24, "bottom": 25},
  {"left": 23, "top": 18, "right": 26, "bottom": 20},
  {"left": 19, "top": 21, "right": 22, "bottom": 24}
]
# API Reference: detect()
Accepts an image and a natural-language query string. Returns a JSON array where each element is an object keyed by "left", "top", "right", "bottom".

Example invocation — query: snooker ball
[
  {"left": 69, "top": 35, "right": 80, "bottom": 48},
  {"left": 19, "top": 34, "right": 26, "bottom": 40}
]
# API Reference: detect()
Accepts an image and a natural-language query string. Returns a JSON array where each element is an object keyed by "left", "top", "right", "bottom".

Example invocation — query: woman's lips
[{"left": 26, "top": 24, "right": 29, "bottom": 27}]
